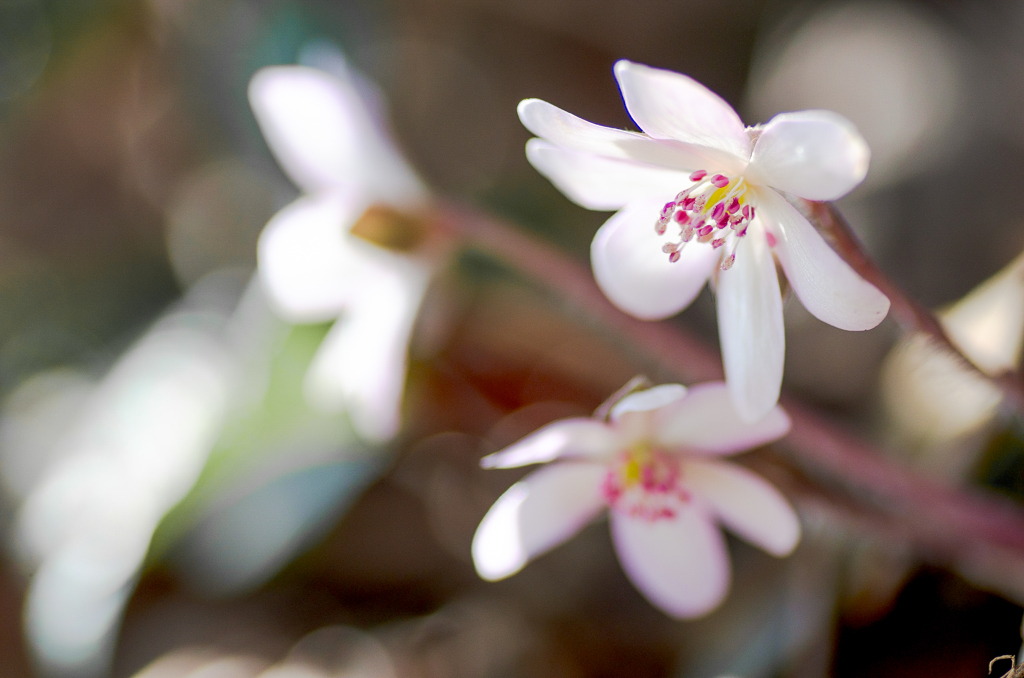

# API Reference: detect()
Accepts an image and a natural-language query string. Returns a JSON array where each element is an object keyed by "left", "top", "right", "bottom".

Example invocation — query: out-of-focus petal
[
  {"left": 591, "top": 199, "right": 719, "bottom": 320},
  {"left": 249, "top": 65, "right": 425, "bottom": 203},
  {"left": 303, "top": 247, "right": 430, "bottom": 442},
  {"left": 526, "top": 139, "right": 694, "bottom": 211},
  {"left": 609, "top": 506, "right": 730, "bottom": 618},
  {"left": 717, "top": 225, "right": 785, "bottom": 422},
  {"left": 940, "top": 251, "right": 1024, "bottom": 376},
  {"left": 746, "top": 110, "right": 870, "bottom": 201},
  {"left": 684, "top": 459, "right": 800, "bottom": 556},
  {"left": 613, "top": 61, "right": 751, "bottom": 167},
  {"left": 481, "top": 418, "right": 620, "bottom": 469},
  {"left": 518, "top": 99, "right": 736, "bottom": 172},
  {"left": 609, "top": 384, "right": 688, "bottom": 420},
  {"left": 756, "top": 188, "right": 889, "bottom": 331},
  {"left": 652, "top": 382, "right": 790, "bottom": 454},
  {"left": 472, "top": 463, "right": 607, "bottom": 580},
  {"left": 257, "top": 193, "right": 369, "bottom": 323}
]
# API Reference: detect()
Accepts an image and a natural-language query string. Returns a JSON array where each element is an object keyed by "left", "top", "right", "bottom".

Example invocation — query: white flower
[
  {"left": 249, "top": 57, "right": 430, "bottom": 442},
  {"left": 519, "top": 61, "right": 890, "bottom": 421},
  {"left": 471, "top": 382, "right": 800, "bottom": 619}
]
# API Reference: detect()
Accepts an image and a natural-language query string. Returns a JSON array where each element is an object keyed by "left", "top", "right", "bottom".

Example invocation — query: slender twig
[
  {"left": 431, "top": 201, "right": 1024, "bottom": 572},
  {"left": 798, "top": 199, "right": 1024, "bottom": 412}
]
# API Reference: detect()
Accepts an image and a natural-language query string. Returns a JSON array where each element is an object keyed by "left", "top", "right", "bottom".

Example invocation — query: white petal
[
  {"left": 303, "top": 250, "right": 430, "bottom": 442},
  {"left": 257, "top": 193, "right": 369, "bottom": 323},
  {"left": 609, "top": 384, "right": 688, "bottom": 420},
  {"left": 591, "top": 199, "right": 719, "bottom": 320},
  {"left": 472, "top": 463, "right": 607, "bottom": 580},
  {"left": 526, "top": 139, "right": 694, "bottom": 210},
  {"left": 940, "top": 251, "right": 1024, "bottom": 376},
  {"left": 746, "top": 110, "right": 870, "bottom": 202},
  {"left": 609, "top": 507, "right": 730, "bottom": 618},
  {"left": 518, "top": 99, "right": 738, "bottom": 172},
  {"left": 249, "top": 66, "right": 426, "bottom": 203},
  {"left": 684, "top": 459, "right": 800, "bottom": 556},
  {"left": 481, "top": 419, "right": 620, "bottom": 469},
  {"left": 716, "top": 225, "right": 785, "bottom": 422},
  {"left": 756, "top": 188, "right": 889, "bottom": 331},
  {"left": 652, "top": 382, "right": 790, "bottom": 454},
  {"left": 613, "top": 61, "right": 751, "bottom": 167}
]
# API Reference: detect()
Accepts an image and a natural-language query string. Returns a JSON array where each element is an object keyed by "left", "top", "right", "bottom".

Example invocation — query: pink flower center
[
  {"left": 601, "top": 444, "right": 691, "bottom": 521},
  {"left": 654, "top": 170, "right": 757, "bottom": 271}
]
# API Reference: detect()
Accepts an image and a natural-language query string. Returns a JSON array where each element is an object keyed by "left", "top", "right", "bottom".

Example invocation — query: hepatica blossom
[
  {"left": 519, "top": 61, "right": 890, "bottom": 421},
  {"left": 472, "top": 382, "right": 800, "bottom": 618},
  {"left": 249, "top": 56, "right": 430, "bottom": 442}
]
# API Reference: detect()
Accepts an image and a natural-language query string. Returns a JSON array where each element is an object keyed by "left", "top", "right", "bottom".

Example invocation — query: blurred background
[{"left": 2, "top": 0, "right": 1024, "bottom": 677}]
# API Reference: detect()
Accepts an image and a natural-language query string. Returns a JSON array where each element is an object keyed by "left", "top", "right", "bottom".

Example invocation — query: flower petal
[
  {"left": 472, "top": 463, "right": 607, "bottom": 580},
  {"left": 652, "top": 382, "right": 790, "bottom": 454},
  {"left": 481, "top": 419, "right": 620, "bottom": 469},
  {"left": 613, "top": 61, "right": 751, "bottom": 166},
  {"left": 257, "top": 193, "right": 369, "bottom": 323},
  {"left": 684, "top": 459, "right": 800, "bottom": 556},
  {"left": 526, "top": 139, "right": 694, "bottom": 210},
  {"left": 609, "top": 384, "right": 688, "bottom": 420},
  {"left": 746, "top": 110, "right": 870, "bottom": 202},
  {"left": 518, "top": 99, "right": 738, "bottom": 172},
  {"left": 249, "top": 65, "right": 425, "bottom": 203},
  {"left": 609, "top": 506, "right": 730, "bottom": 618},
  {"left": 303, "top": 249, "right": 430, "bottom": 442},
  {"left": 591, "top": 199, "right": 719, "bottom": 320},
  {"left": 756, "top": 188, "right": 890, "bottom": 331},
  {"left": 716, "top": 225, "right": 785, "bottom": 422}
]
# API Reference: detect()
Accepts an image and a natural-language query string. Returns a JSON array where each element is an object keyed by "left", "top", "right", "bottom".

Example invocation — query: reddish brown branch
[
  {"left": 432, "top": 201, "right": 1024, "bottom": 575},
  {"left": 799, "top": 200, "right": 1024, "bottom": 412}
]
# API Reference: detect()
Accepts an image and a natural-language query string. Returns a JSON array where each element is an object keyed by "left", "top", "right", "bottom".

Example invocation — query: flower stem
[{"left": 798, "top": 199, "right": 1024, "bottom": 412}]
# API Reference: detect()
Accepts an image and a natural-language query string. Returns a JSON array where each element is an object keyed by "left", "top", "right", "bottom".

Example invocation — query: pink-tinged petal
[
  {"left": 526, "top": 139, "right": 694, "bottom": 211},
  {"left": 609, "top": 384, "right": 688, "bottom": 420},
  {"left": 591, "top": 199, "right": 719, "bottom": 320},
  {"left": 609, "top": 506, "right": 730, "bottom": 618},
  {"left": 609, "top": 384, "right": 687, "bottom": 443},
  {"left": 684, "top": 459, "right": 800, "bottom": 556},
  {"left": 652, "top": 382, "right": 790, "bottom": 454},
  {"left": 716, "top": 225, "right": 785, "bottom": 422},
  {"left": 249, "top": 66, "right": 425, "bottom": 203},
  {"left": 481, "top": 419, "right": 620, "bottom": 469},
  {"left": 472, "top": 463, "right": 607, "bottom": 580},
  {"left": 257, "top": 193, "right": 369, "bottom": 323},
  {"left": 613, "top": 61, "right": 751, "bottom": 166},
  {"left": 755, "top": 188, "right": 889, "bottom": 331},
  {"left": 746, "top": 110, "right": 870, "bottom": 201},
  {"left": 518, "top": 99, "right": 739, "bottom": 172},
  {"left": 303, "top": 249, "right": 430, "bottom": 442}
]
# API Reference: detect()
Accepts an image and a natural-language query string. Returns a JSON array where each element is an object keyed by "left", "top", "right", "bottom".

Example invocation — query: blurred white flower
[
  {"left": 1, "top": 282, "right": 236, "bottom": 677},
  {"left": 519, "top": 61, "right": 889, "bottom": 422},
  {"left": 882, "top": 251, "right": 1024, "bottom": 445},
  {"left": 249, "top": 56, "right": 431, "bottom": 443},
  {"left": 472, "top": 382, "right": 800, "bottom": 619}
]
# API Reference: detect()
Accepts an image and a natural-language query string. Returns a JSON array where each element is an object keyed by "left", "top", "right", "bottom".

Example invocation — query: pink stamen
[
  {"left": 727, "top": 198, "right": 740, "bottom": 214},
  {"left": 689, "top": 169, "right": 707, "bottom": 181},
  {"left": 668, "top": 250, "right": 681, "bottom": 263},
  {"left": 711, "top": 174, "right": 729, "bottom": 188},
  {"left": 662, "top": 242, "right": 679, "bottom": 253},
  {"left": 674, "top": 211, "right": 690, "bottom": 224},
  {"left": 711, "top": 203, "right": 725, "bottom": 221},
  {"left": 697, "top": 225, "right": 714, "bottom": 237},
  {"left": 682, "top": 196, "right": 696, "bottom": 210},
  {"left": 712, "top": 238, "right": 725, "bottom": 249},
  {"left": 681, "top": 225, "right": 694, "bottom": 242},
  {"left": 721, "top": 254, "right": 735, "bottom": 270},
  {"left": 765, "top": 232, "right": 777, "bottom": 248}
]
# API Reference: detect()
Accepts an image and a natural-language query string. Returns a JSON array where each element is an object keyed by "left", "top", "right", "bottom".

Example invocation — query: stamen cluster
[
  {"left": 601, "top": 445, "right": 691, "bottom": 521},
  {"left": 654, "top": 170, "right": 757, "bottom": 271}
]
